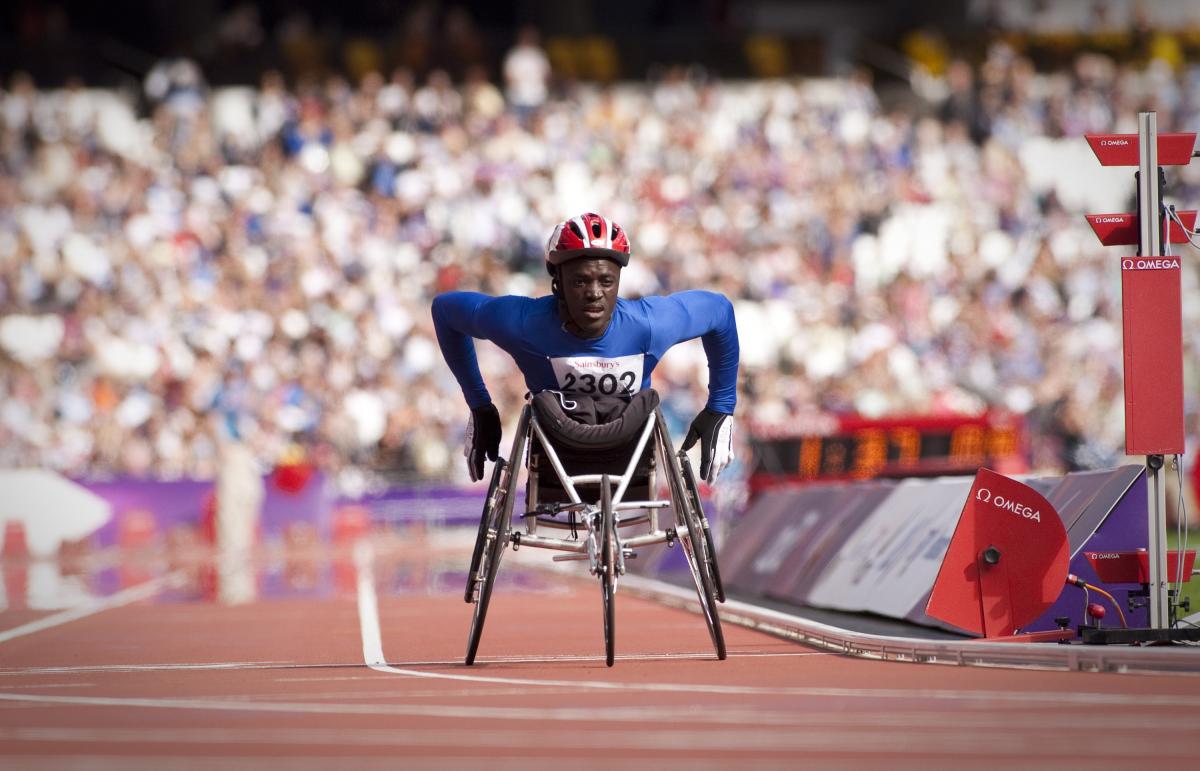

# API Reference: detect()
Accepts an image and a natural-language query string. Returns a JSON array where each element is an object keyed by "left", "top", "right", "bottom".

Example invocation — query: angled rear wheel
[
  {"left": 465, "top": 458, "right": 507, "bottom": 604},
  {"left": 465, "top": 408, "right": 529, "bottom": 666},
  {"left": 678, "top": 452, "right": 725, "bottom": 603},
  {"left": 657, "top": 413, "right": 725, "bottom": 660},
  {"left": 465, "top": 462, "right": 509, "bottom": 665}
]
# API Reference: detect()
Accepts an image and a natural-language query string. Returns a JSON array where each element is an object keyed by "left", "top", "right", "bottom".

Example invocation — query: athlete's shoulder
[{"left": 637, "top": 289, "right": 731, "bottom": 311}]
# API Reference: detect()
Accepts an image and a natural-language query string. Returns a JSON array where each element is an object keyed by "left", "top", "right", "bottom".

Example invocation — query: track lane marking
[
  {"left": 0, "top": 571, "right": 182, "bottom": 645},
  {"left": 0, "top": 650, "right": 827, "bottom": 678},
  {"left": 0, "top": 724, "right": 1193, "bottom": 755},
  {"left": 0, "top": 717, "right": 1195, "bottom": 760},
  {"left": 0, "top": 661, "right": 305, "bottom": 676},
  {"left": 352, "top": 541, "right": 1200, "bottom": 707}
]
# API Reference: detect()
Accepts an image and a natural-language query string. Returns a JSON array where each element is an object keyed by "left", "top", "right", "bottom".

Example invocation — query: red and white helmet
[{"left": 545, "top": 213, "right": 631, "bottom": 268}]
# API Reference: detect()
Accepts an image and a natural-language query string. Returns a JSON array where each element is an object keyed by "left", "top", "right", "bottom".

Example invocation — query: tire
[
  {"left": 465, "top": 458, "right": 507, "bottom": 604},
  {"left": 658, "top": 413, "right": 726, "bottom": 660},
  {"left": 464, "top": 408, "right": 529, "bottom": 666},
  {"left": 678, "top": 452, "right": 725, "bottom": 603},
  {"left": 600, "top": 474, "right": 616, "bottom": 667},
  {"left": 464, "top": 473, "right": 507, "bottom": 665}
]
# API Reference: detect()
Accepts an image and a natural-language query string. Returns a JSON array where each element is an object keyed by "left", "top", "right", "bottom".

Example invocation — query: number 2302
[{"left": 562, "top": 371, "right": 636, "bottom": 395}]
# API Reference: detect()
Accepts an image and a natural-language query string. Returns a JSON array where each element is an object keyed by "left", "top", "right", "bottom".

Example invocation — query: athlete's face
[{"left": 559, "top": 258, "right": 620, "bottom": 339}]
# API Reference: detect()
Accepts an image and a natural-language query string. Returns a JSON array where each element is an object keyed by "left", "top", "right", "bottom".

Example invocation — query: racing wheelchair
[{"left": 463, "top": 389, "right": 726, "bottom": 667}]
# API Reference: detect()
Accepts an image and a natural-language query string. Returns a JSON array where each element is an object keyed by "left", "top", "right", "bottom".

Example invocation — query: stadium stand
[{"left": 1, "top": 31, "right": 1198, "bottom": 516}]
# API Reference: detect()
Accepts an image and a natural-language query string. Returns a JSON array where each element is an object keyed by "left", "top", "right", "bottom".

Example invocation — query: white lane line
[
  {"left": 275, "top": 649, "right": 832, "bottom": 674},
  {"left": 0, "top": 661, "right": 309, "bottom": 677},
  {"left": 355, "top": 540, "right": 390, "bottom": 670},
  {"left": 0, "top": 714, "right": 1195, "bottom": 759},
  {"left": 0, "top": 724, "right": 1192, "bottom": 756},
  {"left": 0, "top": 757, "right": 639, "bottom": 771},
  {"left": 437, "top": 650, "right": 834, "bottom": 665},
  {"left": 0, "top": 571, "right": 182, "bottom": 645},
  {"left": 0, "top": 691, "right": 896, "bottom": 725},
  {"left": 350, "top": 541, "right": 1200, "bottom": 708}
]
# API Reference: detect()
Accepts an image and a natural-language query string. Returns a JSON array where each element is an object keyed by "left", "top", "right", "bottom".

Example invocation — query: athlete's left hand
[
  {"left": 465, "top": 403, "right": 502, "bottom": 482},
  {"left": 682, "top": 409, "right": 735, "bottom": 484}
]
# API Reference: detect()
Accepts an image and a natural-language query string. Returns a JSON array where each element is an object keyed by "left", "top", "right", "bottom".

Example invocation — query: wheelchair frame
[{"left": 464, "top": 400, "right": 726, "bottom": 667}]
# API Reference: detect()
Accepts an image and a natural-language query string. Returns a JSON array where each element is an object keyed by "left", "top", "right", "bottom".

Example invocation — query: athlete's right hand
[{"left": 465, "top": 403, "right": 502, "bottom": 482}]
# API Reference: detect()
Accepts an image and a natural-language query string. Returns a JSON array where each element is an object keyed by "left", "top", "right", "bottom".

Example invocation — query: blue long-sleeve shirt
[{"left": 431, "top": 291, "right": 739, "bottom": 414}]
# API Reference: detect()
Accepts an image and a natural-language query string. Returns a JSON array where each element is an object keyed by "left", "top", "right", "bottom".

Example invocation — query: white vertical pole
[{"left": 1137, "top": 111, "right": 1169, "bottom": 628}]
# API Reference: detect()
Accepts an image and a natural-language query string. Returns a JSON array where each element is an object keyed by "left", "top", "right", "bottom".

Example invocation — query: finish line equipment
[
  {"left": 926, "top": 468, "right": 1069, "bottom": 639},
  {"left": 1084, "top": 113, "right": 1197, "bottom": 641}
]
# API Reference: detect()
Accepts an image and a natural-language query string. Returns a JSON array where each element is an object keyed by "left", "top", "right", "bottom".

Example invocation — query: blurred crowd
[{"left": 2, "top": 36, "right": 1200, "bottom": 497}]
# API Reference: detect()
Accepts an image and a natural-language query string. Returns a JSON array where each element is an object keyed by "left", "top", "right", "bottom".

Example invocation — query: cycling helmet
[{"left": 545, "top": 213, "right": 631, "bottom": 268}]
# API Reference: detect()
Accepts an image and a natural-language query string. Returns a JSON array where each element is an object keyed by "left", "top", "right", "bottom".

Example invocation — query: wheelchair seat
[
  {"left": 528, "top": 389, "right": 660, "bottom": 504},
  {"left": 531, "top": 389, "right": 659, "bottom": 450}
]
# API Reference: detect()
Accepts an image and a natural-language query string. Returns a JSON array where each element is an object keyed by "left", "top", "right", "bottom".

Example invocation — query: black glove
[
  {"left": 465, "top": 403, "right": 502, "bottom": 482},
  {"left": 682, "top": 408, "right": 735, "bottom": 484}
]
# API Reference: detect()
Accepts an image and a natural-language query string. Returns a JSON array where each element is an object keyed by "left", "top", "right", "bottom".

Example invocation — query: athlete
[{"left": 432, "top": 213, "right": 739, "bottom": 485}]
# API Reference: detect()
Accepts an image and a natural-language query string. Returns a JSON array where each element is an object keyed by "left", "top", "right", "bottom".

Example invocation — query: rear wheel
[
  {"left": 465, "top": 458, "right": 507, "bottom": 604},
  {"left": 600, "top": 474, "right": 616, "bottom": 667},
  {"left": 464, "top": 463, "right": 509, "bottom": 665},
  {"left": 464, "top": 408, "right": 529, "bottom": 666},
  {"left": 678, "top": 452, "right": 725, "bottom": 603},
  {"left": 658, "top": 414, "right": 726, "bottom": 660}
]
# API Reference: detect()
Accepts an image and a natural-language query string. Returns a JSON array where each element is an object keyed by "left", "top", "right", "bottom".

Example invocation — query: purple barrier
[
  {"left": 806, "top": 477, "right": 975, "bottom": 623},
  {"left": 336, "top": 486, "right": 506, "bottom": 528},
  {"left": 81, "top": 474, "right": 329, "bottom": 546},
  {"left": 721, "top": 466, "right": 1148, "bottom": 636},
  {"left": 1029, "top": 465, "right": 1147, "bottom": 631},
  {"left": 720, "top": 482, "right": 893, "bottom": 599},
  {"left": 79, "top": 477, "right": 506, "bottom": 548}
]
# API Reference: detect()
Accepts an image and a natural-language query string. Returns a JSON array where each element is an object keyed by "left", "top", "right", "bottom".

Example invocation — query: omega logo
[
  {"left": 975, "top": 488, "right": 1041, "bottom": 522},
  {"left": 1100, "top": 139, "right": 1130, "bottom": 146},
  {"left": 1122, "top": 258, "right": 1181, "bottom": 270}
]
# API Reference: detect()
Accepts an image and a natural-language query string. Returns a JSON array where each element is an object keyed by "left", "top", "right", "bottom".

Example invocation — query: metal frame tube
[
  {"left": 528, "top": 412, "right": 657, "bottom": 507},
  {"left": 1138, "top": 112, "right": 1161, "bottom": 258},
  {"left": 1147, "top": 459, "right": 1170, "bottom": 627},
  {"left": 529, "top": 417, "right": 583, "bottom": 505},
  {"left": 612, "top": 415, "right": 658, "bottom": 503},
  {"left": 509, "top": 405, "right": 691, "bottom": 569},
  {"left": 515, "top": 533, "right": 588, "bottom": 553},
  {"left": 1137, "top": 111, "right": 1170, "bottom": 628}
]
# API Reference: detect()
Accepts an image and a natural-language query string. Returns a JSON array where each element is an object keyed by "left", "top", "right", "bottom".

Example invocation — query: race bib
[{"left": 549, "top": 353, "right": 644, "bottom": 396}]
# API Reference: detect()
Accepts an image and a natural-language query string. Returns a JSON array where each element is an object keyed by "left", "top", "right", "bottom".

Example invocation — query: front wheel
[{"left": 600, "top": 474, "right": 616, "bottom": 667}]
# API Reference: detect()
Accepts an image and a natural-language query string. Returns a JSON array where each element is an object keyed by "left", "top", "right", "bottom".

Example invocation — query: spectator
[
  {"left": 0, "top": 46, "right": 1197, "bottom": 518},
  {"left": 504, "top": 26, "right": 551, "bottom": 119}
]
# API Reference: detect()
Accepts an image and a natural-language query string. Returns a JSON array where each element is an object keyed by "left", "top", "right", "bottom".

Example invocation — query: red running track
[{"left": 0, "top": 534, "right": 1197, "bottom": 769}]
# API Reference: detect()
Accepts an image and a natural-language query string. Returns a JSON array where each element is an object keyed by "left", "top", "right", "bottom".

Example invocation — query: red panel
[
  {"left": 1085, "top": 550, "right": 1197, "bottom": 584},
  {"left": 1086, "top": 211, "right": 1196, "bottom": 246},
  {"left": 926, "top": 469, "right": 1069, "bottom": 637},
  {"left": 1086, "top": 132, "right": 1197, "bottom": 165},
  {"left": 1122, "top": 256, "right": 1185, "bottom": 454}
]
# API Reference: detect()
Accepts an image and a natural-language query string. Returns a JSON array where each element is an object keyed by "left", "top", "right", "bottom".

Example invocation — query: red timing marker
[
  {"left": 1121, "top": 253, "right": 1185, "bottom": 454},
  {"left": 926, "top": 468, "right": 1069, "bottom": 638},
  {"left": 1085, "top": 550, "right": 1197, "bottom": 585},
  {"left": 1085, "top": 133, "right": 1197, "bottom": 165},
  {"left": 1085, "top": 211, "right": 1197, "bottom": 246}
]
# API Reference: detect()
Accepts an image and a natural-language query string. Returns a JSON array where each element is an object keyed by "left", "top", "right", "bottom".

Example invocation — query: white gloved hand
[{"left": 682, "top": 409, "right": 735, "bottom": 484}]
